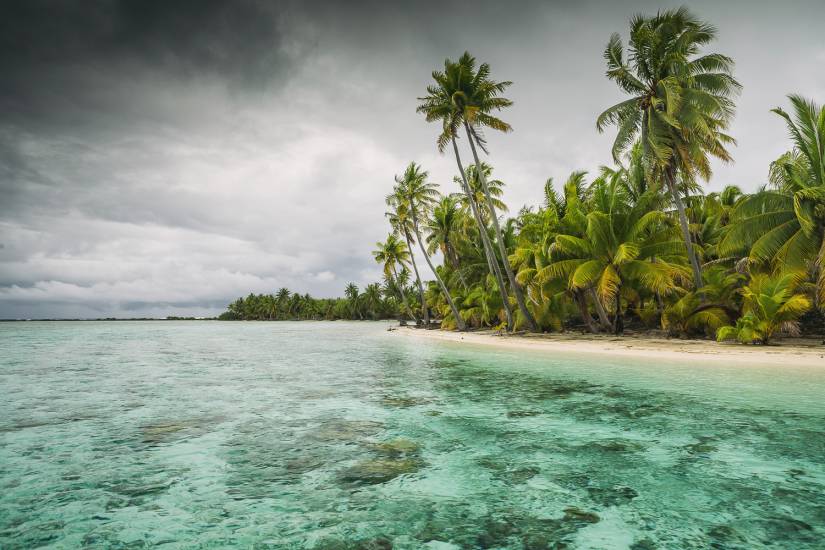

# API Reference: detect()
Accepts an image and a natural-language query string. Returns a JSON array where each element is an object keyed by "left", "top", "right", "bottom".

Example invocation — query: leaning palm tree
[
  {"left": 421, "top": 51, "right": 539, "bottom": 332},
  {"left": 385, "top": 199, "right": 429, "bottom": 326},
  {"left": 597, "top": 7, "right": 741, "bottom": 289},
  {"left": 372, "top": 234, "right": 419, "bottom": 324},
  {"left": 392, "top": 162, "right": 467, "bottom": 330},
  {"left": 417, "top": 54, "right": 518, "bottom": 331}
]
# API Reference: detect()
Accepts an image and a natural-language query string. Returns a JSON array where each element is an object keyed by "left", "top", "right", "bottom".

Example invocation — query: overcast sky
[{"left": 1, "top": 0, "right": 823, "bottom": 318}]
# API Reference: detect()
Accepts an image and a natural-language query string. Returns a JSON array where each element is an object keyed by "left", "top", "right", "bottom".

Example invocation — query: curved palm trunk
[
  {"left": 391, "top": 265, "right": 419, "bottom": 325},
  {"left": 451, "top": 136, "right": 514, "bottom": 330},
  {"left": 665, "top": 167, "right": 703, "bottom": 289},
  {"left": 574, "top": 290, "right": 598, "bottom": 333},
  {"left": 464, "top": 122, "right": 539, "bottom": 333},
  {"left": 589, "top": 287, "right": 612, "bottom": 330},
  {"left": 403, "top": 229, "right": 430, "bottom": 327},
  {"left": 411, "top": 209, "right": 467, "bottom": 331}
]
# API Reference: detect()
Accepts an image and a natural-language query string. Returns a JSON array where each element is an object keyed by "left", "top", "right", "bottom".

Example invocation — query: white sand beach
[{"left": 395, "top": 326, "right": 825, "bottom": 368}]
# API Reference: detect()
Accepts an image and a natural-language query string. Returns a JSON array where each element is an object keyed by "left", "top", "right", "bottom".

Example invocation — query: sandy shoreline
[{"left": 394, "top": 326, "right": 825, "bottom": 367}]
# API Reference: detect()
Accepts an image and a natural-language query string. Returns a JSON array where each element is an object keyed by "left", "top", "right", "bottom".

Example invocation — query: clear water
[{"left": 2, "top": 321, "right": 825, "bottom": 549}]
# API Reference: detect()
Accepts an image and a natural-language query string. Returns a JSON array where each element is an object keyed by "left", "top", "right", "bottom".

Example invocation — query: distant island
[{"left": 219, "top": 284, "right": 401, "bottom": 321}]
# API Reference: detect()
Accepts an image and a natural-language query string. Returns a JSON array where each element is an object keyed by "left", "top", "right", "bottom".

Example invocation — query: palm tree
[
  {"left": 462, "top": 275, "right": 506, "bottom": 329},
  {"left": 392, "top": 162, "right": 466, "bottom": 330},
  {"left": 717, "top": 273, "right": 811, "bottom": 344},
  {"left": 429, "top": 51, "right": 539, "bottom": 332},
  {"left": 373, "top": 234, "right": 419, "bottom": 324},
  {"left": 455, "top": 163, "right": 508, "bottom": 222},
  {"left": 425, "top": 195, "right": 467, "bottom": 288},
  {"left": 344, "top": 283, "right": 361, "bottom": 320},
  {"left": 541, "top": 183, "right": 688, "bottom": 334},
  {"left": 597, "top": 7, "right": 741, "bottom": 289},
  {"left": 385, "top": 198, "right": 430, "bottom": 326},
  {"left": 662, "top": 266, "right": 743, "bottom": 337},
  {"left": 416, "top": 53, "right": 518, "bottom": 331},
  {"left": 363, "top": 283, "right": 384, "bottom": 319},
  {"left": 720, "top": 95, "right": 825, "bottom": 310}
]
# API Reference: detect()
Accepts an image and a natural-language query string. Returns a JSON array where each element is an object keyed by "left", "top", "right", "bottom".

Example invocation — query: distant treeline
[{"left": 219, "top": 284, "right": 401, "bottom": 321}]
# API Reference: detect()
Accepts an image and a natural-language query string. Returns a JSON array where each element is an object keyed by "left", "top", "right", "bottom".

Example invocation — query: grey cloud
[{"left": 1, "top": 0, "right": 824, "bottom": 318}]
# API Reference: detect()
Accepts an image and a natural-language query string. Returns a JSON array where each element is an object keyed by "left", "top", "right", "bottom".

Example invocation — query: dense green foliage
[
  {"left": 222, "top": 7, "right": 824, "bottom": 344},
  {"left": 218, "top": 285, "right": 399, "bottom": 321},
  {"left": 373, "top": 6, "right": 824, "bottom": 343}
]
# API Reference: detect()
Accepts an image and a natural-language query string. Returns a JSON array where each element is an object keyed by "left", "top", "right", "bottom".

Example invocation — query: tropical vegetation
[
  {"left": 218, "top": 284, "right": 400, "bottom": 321},
  {"left": 222, "top": 6, "right": 824, "bottom": 345}
]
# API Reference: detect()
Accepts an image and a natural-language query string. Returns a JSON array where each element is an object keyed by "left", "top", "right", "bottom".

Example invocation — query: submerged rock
[
  {"left": 140, "top": 423, "right": 188, "bottom": 443},
  {"left": 496, "top": 466, "right": 541, "bottom": 484},
  {"left": 311, "top": 537, "right": 392, "bottom": 550},
  {"left": 591, "top": 439, "right": 645, "bottom": 453},
  {"left": 380, "top": 395, "right": 430, "bottom": 408},
  {"left": 369, "top": 438, "right": 421, "bottom": 457},
  {"left": 311, "top": 420, "right": 385, "bottom": 443},
  {"left": 562, "top": 507, "right": 600, "bottom": 524},
  {"left": 338, "top": 458, "right": 425, "bottom": 485},
  {"left": 684, "top": 436, "right": 717, "bottom": 455},
  {"left": 587, "top": 485, "right": 638, "bottom": 506},
  {"left": 506, "top": 410, "right": 542, "bottom": 418}
]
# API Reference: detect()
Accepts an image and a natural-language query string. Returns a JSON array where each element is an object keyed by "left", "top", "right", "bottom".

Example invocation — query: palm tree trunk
[
  {"left": 411, "top": 209, "right": 467, "bottom": 331},
  {"left": 575, "top": 290, "right": 598, "bottom": 333},
  {"left": 613, "top": 286, "right": 624, "bottom": 335},
  {"left": 463, "top": 122, "right": 539, "bottom": 333},
  {"left": 451, "top": 136, "right": 514, "bottom": 331},
  {"left": 589, "top": 288, "right": 612, "bottom": 330},
  {"left": 403, "top": 229, "right": 430, "bottom": 327},
  {"left": 665, "top": 167, "right": 703, "bottom": 289},
  {"left": 392, "top": 265, "right": 419, "bottom": 325}
]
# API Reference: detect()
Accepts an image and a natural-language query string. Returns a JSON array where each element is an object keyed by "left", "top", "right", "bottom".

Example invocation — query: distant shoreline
[
  {"left": 0, "top": 318, "right": 396, "bottom": 322},
  {"left": 0, "top": 317, "right": 218, "bottom": 322},
  {"left": 394, "top": 326, "right": 825, "bottom": 368}
]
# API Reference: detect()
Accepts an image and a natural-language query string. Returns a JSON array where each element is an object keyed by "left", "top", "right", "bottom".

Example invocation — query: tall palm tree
[
  {"left": 720, "top": 96, "right": 825, "bottom": 310},
  {"left": 392, "top": 162, "right": 467, "bottom": 330},
  {"left": 429, "top": 51, "right": 539, "bottom": 332},
  {"left": 385, "top": 199, "right": 429, "bottom": 326},
  {"left": 597, "top": 7, "right": 741, "bottom": 289},
  {"left": 373, "top": 234, "right": 419, "bottom": 323},
  {"left": 417, "top": 54, "right": 518, "bottom": 331}
]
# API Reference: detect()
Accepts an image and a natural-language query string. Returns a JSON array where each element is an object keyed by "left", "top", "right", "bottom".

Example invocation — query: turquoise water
[{"left": 2, "top": 321, "right": 825, "bottom": 549}]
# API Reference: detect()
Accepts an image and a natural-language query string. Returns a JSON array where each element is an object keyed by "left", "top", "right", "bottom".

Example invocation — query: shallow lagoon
[{"left": 2, "top": 321, "right": 825, "bottom": 548}]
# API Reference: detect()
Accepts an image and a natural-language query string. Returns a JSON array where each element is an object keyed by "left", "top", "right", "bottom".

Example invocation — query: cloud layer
[{"left": 1, "top": 0, "right": 823, "bottom": 318}]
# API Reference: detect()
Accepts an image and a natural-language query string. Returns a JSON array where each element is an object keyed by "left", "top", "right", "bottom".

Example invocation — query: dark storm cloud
[
  {"left": 1, "top": 0, "right": 823, "bottom": 318},
  {"left": 0, "top": 0, "right": 294, "bottom": 90}
]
